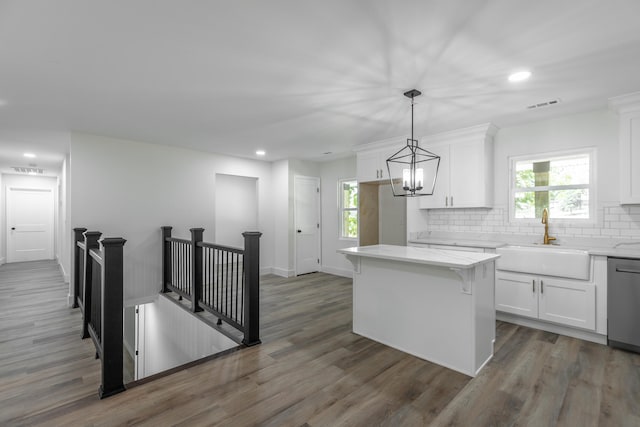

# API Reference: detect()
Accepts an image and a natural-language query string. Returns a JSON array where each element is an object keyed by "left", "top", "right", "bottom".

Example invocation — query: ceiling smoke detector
[
  {"left": 526, "top": 99, "right": 562, "bottom": 110},
  {"left": 12, "top": 166, "right": 44, "bottom": 175}
]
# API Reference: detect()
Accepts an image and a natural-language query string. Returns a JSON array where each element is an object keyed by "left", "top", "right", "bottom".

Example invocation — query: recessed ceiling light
[
  {"left": 256, "top": 150, "right": 266, "bottom": 156},
  {"left": 24, "top": 153, "right": 36, "bottom": 158},
  {"left": 508, "top": 70, "right": 532, "bottom": 82}
]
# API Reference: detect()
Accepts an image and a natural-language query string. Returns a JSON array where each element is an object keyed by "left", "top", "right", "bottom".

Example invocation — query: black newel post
[
  {"left": 82, "top": 231, "right": 102, "bottom": 339},
  {"left": 191, "top": 228, "right": 204, "bottom": 312},
  {"left": 72, "top": 227, "right": 87, "bottom": 308},
  {"left": 98, "top": 237, "right": 126, "bottom": 399},
  {"left": 161, "top": 226, "right": 172, "bottom": 293},
  {"left": 242, "top": 231, "right": 262, "bottom": 346}
]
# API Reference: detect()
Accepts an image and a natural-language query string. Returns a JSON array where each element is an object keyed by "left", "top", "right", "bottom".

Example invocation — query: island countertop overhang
[{"left": 338, "top": 244, "right": 500, "bottom": 269}]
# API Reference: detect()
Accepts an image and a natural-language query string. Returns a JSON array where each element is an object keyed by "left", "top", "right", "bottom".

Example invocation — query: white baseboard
[
  {"left": 260, "top": 267, "right": 276, "bottom": 276},
  {"left": 496, "top": 312, "right": 607, "bottom": 345},
  {"left": 270, "top": 267, "right": 295, "bottom": 277},
  {"left": 321, "top": 266, "right": 353, "bottom": 278},
  {"left": 58, "top": 260, "right": 70, "bottom": 283}
]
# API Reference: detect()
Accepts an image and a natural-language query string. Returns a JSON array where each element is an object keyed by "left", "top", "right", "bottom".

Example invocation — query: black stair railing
[
  {"left": 73, "top": 228, "right": 126, "bottom": 399},
  {"left": 162, "top": 226, "right": 262, "bottom": 346}
]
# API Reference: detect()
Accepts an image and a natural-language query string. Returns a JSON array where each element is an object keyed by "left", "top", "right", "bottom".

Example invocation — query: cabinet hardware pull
[
  {"left": 616, "top": 267, "right": 640, "bottom": 274},
  {"left": 445, "top": 196, "right": 448, "bottom": 207},
  {"left": 541, "top": 280, "right": 544, "bottom": 294},
  {"left": 451, "top": 196, "right": 453, "bottom": 206},
  {"left": 380, "top": 169, "right": 383, "bottom": 178},
  {"left": 376, "top": 169, "right": 379, "bottom": 179},
  {"left": 532, "top": 279, "right": 535, "bottom": 293}
]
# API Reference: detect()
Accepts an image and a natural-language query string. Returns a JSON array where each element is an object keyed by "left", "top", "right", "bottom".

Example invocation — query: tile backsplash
[{"left": 420, "top": 204, "right": 640, "bottom": 242}]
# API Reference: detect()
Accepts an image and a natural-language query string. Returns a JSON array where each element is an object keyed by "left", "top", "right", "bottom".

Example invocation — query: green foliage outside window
[
  {"left": 340, "top": 180, "right": 358, "bottom": 238},
  {"left": 513, "top": 153, "right": 590, "bottom": 219}
]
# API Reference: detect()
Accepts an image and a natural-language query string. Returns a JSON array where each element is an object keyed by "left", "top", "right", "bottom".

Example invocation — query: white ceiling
[{"left": 1, "top": 0, "right": 640, "bottom": 174}]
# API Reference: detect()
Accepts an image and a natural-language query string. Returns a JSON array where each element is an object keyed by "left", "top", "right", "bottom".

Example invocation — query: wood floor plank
[{"left": 2, "top": 260, "right": 640, "bottom": 426}]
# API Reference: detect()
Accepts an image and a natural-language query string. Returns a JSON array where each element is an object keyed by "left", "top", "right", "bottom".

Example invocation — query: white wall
[
  {"left": 69, "top": 133, "right": 274, "bottom": 304},
  {"left": 319, "top": 156, "right": 357, "bottom": 277},
  {"left": 138, "top": 296, "right": 237, "bottom": 378},
  {"left": 378, "top": 183, "right": 406, "bottom": 245},
  {"left": 1, "top": 173, "right": 58, "bottom": 265},
  {"left": 215, "top": 174, "right": 258, "bottom": 248},
  {"left": 58, "top": 155, "right": 71, "bottom": 283},
  {"left": 123, "top": 305, "right": 135, "bottom": 360},
  {"left": 493, "top": 109, "right": 618, "bottom": 207},
  {"left": 271, "top": 160, "right": 290, "bottom": 276},
  {"left": 269, "top": 159, "right": 322, "bottom": 277},
  {"left": 408, "top": 109, "right": 633, "bottom": 242}
]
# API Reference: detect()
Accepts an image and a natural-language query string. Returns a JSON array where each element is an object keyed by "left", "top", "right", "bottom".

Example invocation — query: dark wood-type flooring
[{"left": 1, "top": 260, "right": 639, "bottom": 426}]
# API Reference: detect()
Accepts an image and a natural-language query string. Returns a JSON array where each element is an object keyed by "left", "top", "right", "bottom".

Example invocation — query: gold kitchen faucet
[{"left": 541, "top": 208, "right": 556, "bottom": 244}]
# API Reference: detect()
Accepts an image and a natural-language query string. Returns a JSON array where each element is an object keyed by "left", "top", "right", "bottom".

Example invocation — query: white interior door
[
  {"left": 294, "top": 175, "right": 320, "bottom": 275},
  {"left": 7, "top": 187, "right": 54, "bottom": 263}
]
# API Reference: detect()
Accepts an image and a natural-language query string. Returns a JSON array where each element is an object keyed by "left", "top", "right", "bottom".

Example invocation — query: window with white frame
[
  {"left": 510, "top": 149, "right": 594, "bottom": 220},
  {"left": 339, "top": 179, "right": 358, "bottom": 239}
]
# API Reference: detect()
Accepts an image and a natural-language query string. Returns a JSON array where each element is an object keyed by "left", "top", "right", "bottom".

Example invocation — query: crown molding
[{"left": 608, "top": 91, "right": 640, "bottom": 114}]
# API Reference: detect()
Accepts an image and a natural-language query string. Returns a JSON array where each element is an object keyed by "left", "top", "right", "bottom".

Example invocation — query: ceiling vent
[
  {"left": 12, "top": 166, "right": 44, "bottom": 175},
  {"left": 526, "top": 98, "right": 562, "bottom": 110}
]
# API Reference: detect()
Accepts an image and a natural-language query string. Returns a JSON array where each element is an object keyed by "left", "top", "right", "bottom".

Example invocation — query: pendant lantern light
[{"left": 386, "top": 89, "right": 440, "bottom": 197}]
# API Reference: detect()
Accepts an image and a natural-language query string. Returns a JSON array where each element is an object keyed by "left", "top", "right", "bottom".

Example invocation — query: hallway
[{"left": 0, "top": 260, "right": 100, "bottom": 424}]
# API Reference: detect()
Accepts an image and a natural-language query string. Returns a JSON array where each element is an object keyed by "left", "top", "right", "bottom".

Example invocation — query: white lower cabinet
[
  {"left": 495, "top": 272, "right": 538, "bottom": 318},
  {"left": 496, "top": 271, "right": 596, "bottom": 331}
]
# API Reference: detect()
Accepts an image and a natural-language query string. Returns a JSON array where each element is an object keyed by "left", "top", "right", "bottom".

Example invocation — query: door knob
[
  {"left": 297, "top": 230, "right": 302, "bottom": 233},
  {"left": 11, "top": 227, "right": 15, "bottom": 230}
]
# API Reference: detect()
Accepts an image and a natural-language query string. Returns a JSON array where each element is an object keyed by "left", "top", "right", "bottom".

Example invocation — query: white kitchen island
[{"left": 338, "top": 244, "right": 500, "bottom": 377}]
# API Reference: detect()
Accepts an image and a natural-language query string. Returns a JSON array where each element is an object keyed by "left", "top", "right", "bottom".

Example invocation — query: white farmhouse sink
[{"left": 495, "top": 245, "right": 590, "bottom": 280}]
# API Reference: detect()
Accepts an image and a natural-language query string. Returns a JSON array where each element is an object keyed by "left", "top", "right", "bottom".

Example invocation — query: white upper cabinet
[
  {"left": 355, "top": 138, "right": 405, "bottom": 183},
  {"left": 610, "top": 92, "right": 640, "bottom": 204},
  {"left": 356, "top": 149, "right": 386, "bottom": 182},
  {"left": 418, "top": 143, "right": 450, "bottom": 208},
  {"left": 419, "top": 123, "right": 497, "bottom": 209}
]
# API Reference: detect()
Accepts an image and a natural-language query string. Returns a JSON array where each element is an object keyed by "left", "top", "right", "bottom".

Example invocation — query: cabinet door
[
  {"left": 418, "top": 144, "right": 449, "bottom": 209},
  {"left": 620, "top": 111, "right": 640, "bottom": 204},
  {"left": 357, "top": 151, "right": 382, "bottom": 183},
  {"left": 495, "top": 271, "right": 538, "bottom": 318},
  {"left": 449, "top": 139, "right": 486, "bottom": 208},
  {"left": 538, "top": 277, "right": 596, "bottom": 330}
]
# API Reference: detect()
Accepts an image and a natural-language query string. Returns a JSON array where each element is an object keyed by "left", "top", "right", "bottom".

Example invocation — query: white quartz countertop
[
  {"left": 588, "top": 247, "right": 640, "bottom": 259},
  {"left": 408, "top": 238, "right": 507, "bottom": 249},
  {"left": 338, "top": 244, "right": 500, "bottom": 268},
  {"left": 409, "top": 235, "right": 640, "bottom": 260}
]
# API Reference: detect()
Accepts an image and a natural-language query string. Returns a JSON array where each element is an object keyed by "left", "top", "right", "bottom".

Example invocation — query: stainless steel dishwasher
[{"left": 608, "top": 257, "right": 640, "bottom": 353}]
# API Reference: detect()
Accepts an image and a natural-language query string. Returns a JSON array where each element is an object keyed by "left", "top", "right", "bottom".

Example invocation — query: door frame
[
  {"left": 6, "top": 185, "right": 55, "bottom": 263},
  {"left": 293, "top": 175, "right": 321, "bottom": 276}
]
